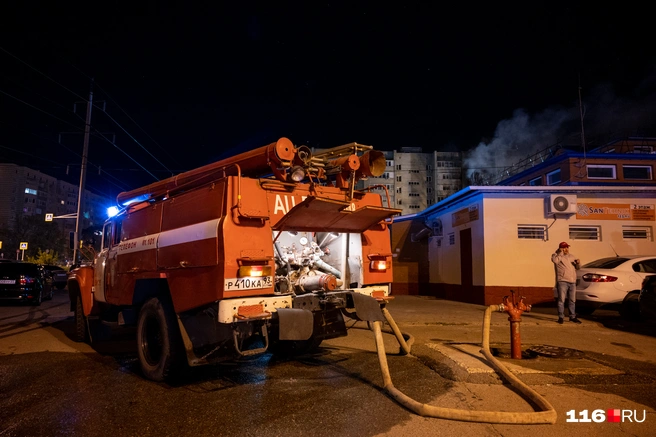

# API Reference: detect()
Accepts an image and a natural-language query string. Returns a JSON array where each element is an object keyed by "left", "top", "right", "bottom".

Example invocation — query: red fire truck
[{"left": 68, "top": 138, "right": 401, "bottom": 381}]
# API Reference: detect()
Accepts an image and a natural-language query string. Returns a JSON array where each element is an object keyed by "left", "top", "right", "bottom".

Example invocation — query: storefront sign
[
  {"left": 576, "top": 203, "right": 655, "bottom": 221},
  {"left": 452, "top": 204, "right": 479, "bottom": 226}
]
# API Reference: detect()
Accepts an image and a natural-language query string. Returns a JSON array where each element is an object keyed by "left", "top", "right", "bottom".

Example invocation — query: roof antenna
[
  {"left": 609, "top": 244, "right": 619, "bottom": 257},
  {"left": 578, "top": 73, "right": 586, "bottom": 159},
  {"left": 574, "top": 73, "right": 588, "bottom": 179}
]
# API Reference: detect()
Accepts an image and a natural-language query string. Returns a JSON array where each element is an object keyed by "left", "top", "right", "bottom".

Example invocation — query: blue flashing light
[
  {"left": 120, "top": 193, "right": 151, "bottom": 207},
  {"left": 107, "top": 206, "right": 119, "bottom": 218}
]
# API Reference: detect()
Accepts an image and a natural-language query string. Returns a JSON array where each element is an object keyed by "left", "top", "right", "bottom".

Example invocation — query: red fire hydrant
[{"left": 501, "top": 290, "right": 531, "bottom": 359}]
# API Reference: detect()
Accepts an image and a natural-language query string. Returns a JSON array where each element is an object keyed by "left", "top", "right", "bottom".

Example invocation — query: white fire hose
[{"left": 371, "top": 305, "right": 557, "bottom": 424}]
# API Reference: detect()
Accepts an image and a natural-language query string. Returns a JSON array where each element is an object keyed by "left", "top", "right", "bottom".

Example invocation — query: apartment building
[
  {"left": 0, "top": 163, "right": 111, "bottom": 259},
  {"left": 358, "top": 148, "right": 463, "bottom": 215}
]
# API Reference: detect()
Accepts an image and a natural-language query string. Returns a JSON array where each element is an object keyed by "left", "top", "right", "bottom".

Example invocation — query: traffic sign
[
  {"left": 45, "top": 213, "right": 53, "bottom": 222},
  {"left": 20, "top": 242, "right": 28, "bottom": 250}
]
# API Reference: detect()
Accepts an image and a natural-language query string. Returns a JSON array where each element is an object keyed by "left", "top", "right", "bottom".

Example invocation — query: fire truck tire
[
  {"left": 137, "top": 297, "right": 185, "bottom": 382},
  {"left": 74, "top": 294, "right": 89, "bottom": 343}
]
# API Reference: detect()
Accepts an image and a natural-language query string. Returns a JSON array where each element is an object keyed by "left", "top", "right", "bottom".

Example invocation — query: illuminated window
[{"left": 24, "top": 188, "right": 37, "bottom": 195}]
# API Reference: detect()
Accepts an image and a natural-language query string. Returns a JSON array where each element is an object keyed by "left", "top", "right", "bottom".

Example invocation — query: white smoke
[
  {"left": 464, "top": 71, "right": 656, "bottom": 184},
  {"left": 464, "top": 106, "right": 576, "bottom": 183}
]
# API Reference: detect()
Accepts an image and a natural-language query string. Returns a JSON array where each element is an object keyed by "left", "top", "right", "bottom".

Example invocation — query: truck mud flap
[
  {"left": 277, "top": 308, "right": 313, "bottom": 341},
  {"left": 351, "top": 292, "right": 385, "bottom": 322}
]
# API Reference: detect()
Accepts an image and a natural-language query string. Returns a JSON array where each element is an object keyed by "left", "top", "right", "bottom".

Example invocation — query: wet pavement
[{"left": 1, "top": 291, "right": 656, "bottom": 436}]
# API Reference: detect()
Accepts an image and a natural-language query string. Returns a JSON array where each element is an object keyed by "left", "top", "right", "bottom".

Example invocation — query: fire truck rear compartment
[{"left": 176, "top": 289, "right": 385, "bottom": 364}]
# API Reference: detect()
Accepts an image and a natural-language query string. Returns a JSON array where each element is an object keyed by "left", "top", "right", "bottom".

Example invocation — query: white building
[{"left": 391, "top": 186, "right": 656, "bottom": 305}]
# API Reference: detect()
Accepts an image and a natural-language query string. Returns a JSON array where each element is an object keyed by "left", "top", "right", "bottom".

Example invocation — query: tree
[
  {"left": 0, "top": 213, "right": 68, "bottom": 262},
  {"left": 26, "top": 248, "right": 61, "bottom": 266}
]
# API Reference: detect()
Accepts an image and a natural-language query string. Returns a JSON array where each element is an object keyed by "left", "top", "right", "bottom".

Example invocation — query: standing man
[{"left": 551, "top": 241, "right": 582, "bottom": 324}]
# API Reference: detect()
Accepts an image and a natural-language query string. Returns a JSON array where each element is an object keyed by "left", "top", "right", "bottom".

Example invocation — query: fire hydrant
[{"left": 501, "top": 290, "right": 531, "bottom": 359}]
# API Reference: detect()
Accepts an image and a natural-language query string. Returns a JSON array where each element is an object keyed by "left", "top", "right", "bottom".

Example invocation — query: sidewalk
[
  {"left": 381, "top": 295, "right": 656, "bottom": 382},
  {"left": 327, "top": 295, "right": 656, "bottom": 436}
]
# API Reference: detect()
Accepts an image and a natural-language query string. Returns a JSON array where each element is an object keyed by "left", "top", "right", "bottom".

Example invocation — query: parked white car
[{"left": 576, "top": 256, "right": 656, "bottom": 314}]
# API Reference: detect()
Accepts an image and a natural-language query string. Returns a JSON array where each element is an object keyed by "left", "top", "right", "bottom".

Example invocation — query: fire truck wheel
[
  {"left": 137, "top": 297, "right": 184, "bottom": 382},
  {"left": 74, "top": 294, "right": 89, "bottom": 343}
]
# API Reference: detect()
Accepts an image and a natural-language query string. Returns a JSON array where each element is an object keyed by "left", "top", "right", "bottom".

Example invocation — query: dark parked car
[
  {"left": 640, "top": 275, "right": 656, "bottom": 321},
  {"left": 620, "top": 275, "right": 656, "bottom": 323},
  {"left": 39, "top": 264, "right": 68, "bottom": 290},
  {"left": 0, "top": 262, "right": 52, "bottom": 305}
]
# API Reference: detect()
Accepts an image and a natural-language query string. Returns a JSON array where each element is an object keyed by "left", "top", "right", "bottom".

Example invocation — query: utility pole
[{"left": 73, "top": 79, "right": 94, "bottom": 264}]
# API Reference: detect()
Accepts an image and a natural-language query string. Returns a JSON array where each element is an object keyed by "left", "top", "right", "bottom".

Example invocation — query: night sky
[{"left": 1, "top": 3, "right": 655, "bottom": 201}]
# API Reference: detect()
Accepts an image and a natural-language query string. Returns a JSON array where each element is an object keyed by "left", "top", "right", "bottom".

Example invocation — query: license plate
[
  {"left": 224, "top": 276, "right": 273, "bottom": 291},
  {"left": 0, "top": 279, "right": 16, "bottom": 284}
]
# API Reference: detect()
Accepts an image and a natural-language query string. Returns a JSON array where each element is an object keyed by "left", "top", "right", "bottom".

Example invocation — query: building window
[
  {"left": 517, "top": 225, "right": 547, "bottom": 240},
  {"left": 569, "top": 225, "right": 601, "bottom": 241},
  {"left": 623, "top": 165, "right": 652, "bottom": 180},
  {"left": 546, "top": 169, "right": 561, "bottom": 185},
  {"left": 24, "top": 188, "right": 37, "bottom": 195},
  {"left": 427, "top": 176, "right": 432, "bottom": 182},
  {"left": 529, "top": 177, "right": 542, "bottom": 186},
  {"left": 396, "top": 187, "right": 402, "bottom": 193},
  {"left": 397, "top": 199, "right": 402, "bottom": 205},
  {"left": 622, "top": 226, "right": 652, "bottom": 241},
  {"left": 448, "top": 233, "right": 455, "bottom": 245},
  {"left": 397, "top": 176, "right": 402, "bottom": 182},
  {"left": 396, "top": 164, "right": 402, "bottom": 170},
  {"left": 633, "top": 145, "right": 654, "bottom": 154},
  {"left": 587, "top": 165, "right": 616, "bottom": 179}
]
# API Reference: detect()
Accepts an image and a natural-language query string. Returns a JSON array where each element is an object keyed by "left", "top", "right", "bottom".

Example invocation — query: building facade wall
[{"left": 392, "top": 187, "right": 656, "bottom": 306}]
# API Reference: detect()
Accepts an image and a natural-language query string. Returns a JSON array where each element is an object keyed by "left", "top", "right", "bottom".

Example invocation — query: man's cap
[{"left": 559, "top": 242, "right": 570, "bottom": 248}]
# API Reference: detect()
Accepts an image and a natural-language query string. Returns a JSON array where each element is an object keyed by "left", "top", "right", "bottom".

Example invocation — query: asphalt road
[{"left": 2, "top": 291, "right": 656, "bottom": 436}]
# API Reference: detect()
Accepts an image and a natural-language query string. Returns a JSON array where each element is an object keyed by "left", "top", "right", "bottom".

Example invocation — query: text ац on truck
[{"left": 67, "top": 137, "right": 402, "bottom": 382}]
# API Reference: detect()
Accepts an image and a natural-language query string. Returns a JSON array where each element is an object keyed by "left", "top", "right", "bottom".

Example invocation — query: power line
[
  {"left": 88, "top": 127, "right": 160, "bottom": 182},
  {"left": 92, "top": 79, "right": 177, "bottom": 164},
  {"left": 95, "top": 107, "right": 173, "bottom": 176},
  {"left": 0, "top": 88, "right": 84, "bottom": 133},
  {"left": 71, "top": 64, "right": 175, "bottom": 176},
  {"left": 0, "top": 45, "right": 87, "bottom": 102},
  {"left": 1, "top": 46, "right": 164, "bottom": 184}
]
